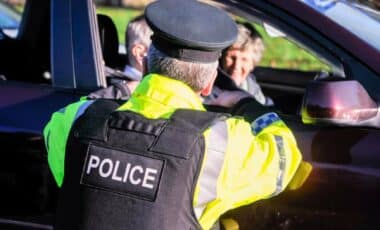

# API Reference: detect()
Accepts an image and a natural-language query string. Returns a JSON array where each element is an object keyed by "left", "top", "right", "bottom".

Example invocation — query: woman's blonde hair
[{"left": 227, "top": 22, "right": 265, "bottom": 64}]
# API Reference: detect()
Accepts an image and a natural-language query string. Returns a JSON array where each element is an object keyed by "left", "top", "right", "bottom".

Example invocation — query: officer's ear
[{"left": 201, "top": 69, "right": 218, "bottom": 96}]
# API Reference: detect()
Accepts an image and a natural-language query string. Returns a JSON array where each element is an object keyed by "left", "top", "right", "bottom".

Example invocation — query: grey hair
[
  {"left": 125, "top": 16, "right": 153, "bottom": 58},
  {"left": 147, "top": 45, "right": 218, "bottom": 92},
  {"left": 231, "top": 24, "right": 265, "bottom": 64}
]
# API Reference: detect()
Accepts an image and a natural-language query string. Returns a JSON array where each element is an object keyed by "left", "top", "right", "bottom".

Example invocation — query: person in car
[
  {"left": 88, "top": 14, "right": 152, "bottom": 99},
  {"left": 122, "top": 14, "right": 152, "bottom": 89},
  {"left": 213, "top": 21, "right": 274, "bottom": 106},
  {"left": 43, "top": 1, "right": 310, "bottom": 229}
]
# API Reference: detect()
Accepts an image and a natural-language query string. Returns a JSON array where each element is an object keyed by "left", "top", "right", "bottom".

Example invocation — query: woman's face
[{"left": 221, "top": 46, "right": 255, "bottom": 86}]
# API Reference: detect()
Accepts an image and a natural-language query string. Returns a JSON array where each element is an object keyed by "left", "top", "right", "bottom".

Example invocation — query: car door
[
  {"left": 213, "top": 0, "right": 380, "bottom": 229},
  {"left": 0, "top": 0, "right": 105, "bottom": 228}
]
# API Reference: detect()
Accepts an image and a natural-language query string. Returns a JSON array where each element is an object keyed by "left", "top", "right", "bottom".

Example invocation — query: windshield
[
  {"left": 300, "top": 0, "right": 380, "bottom": 52},
  {"left": 0, "top": 2, "right": 21, "bottom": 29}
]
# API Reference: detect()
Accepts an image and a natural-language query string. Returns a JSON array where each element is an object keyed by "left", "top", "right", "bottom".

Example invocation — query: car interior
[
  {"left": 0, "top": 0, "right": 51, "bottom": 84},
  {"left": 97, "top": 13, "right": 126, "bottom": 70}
]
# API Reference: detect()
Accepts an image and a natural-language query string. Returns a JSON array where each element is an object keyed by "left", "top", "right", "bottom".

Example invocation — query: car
[
  {"left": 0, "top": 0, "right": 379, "bottom": 229},
  {"left": 0, "top": 1, "right": 21, "bottom": 39}
]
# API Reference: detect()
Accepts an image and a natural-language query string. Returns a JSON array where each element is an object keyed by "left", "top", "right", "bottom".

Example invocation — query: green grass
[
  {"left": 98, "top": 7, "right": 330, "bottom": 71},
  {"left": 97, "top": 7, "right": 143, "bottom": 45},
  {"left": 255, "top": 26, "right": 330, "bottom": 71}
]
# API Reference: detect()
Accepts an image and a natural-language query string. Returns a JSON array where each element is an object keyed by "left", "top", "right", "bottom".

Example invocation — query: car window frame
[{"left": 51, "top": 0, "right": 106, "bottom": 91}]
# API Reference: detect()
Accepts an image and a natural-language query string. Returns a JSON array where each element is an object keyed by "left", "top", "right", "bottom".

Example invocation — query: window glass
[
  {"left": 96, "top": 5, "right": 142, "bottom": 48},
  {"left": 0, "top": 0, "right": 22, "bottom": 38},
  {"left": 95, "top": 2, "right": 332, "bottom": 73},
  {"left": 0, "top": 0, "right": 51, "bottom": 83},
  {"left": 254, "top": 23, "right": 332, "bottom": 72}
]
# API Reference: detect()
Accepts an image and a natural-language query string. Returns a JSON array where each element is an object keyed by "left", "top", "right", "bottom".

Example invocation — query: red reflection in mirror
[{"left": 302, "top": 80, "right": 378, "bottom": 123}]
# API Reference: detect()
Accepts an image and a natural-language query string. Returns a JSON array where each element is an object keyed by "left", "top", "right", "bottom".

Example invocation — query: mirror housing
[{"left": 301, "top": 78, "right": 380, "bottom": 128}]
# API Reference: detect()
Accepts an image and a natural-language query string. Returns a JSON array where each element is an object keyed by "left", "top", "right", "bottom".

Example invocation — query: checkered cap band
[{"left": 251, "top": 112, "right": 280, "bottom": 135}]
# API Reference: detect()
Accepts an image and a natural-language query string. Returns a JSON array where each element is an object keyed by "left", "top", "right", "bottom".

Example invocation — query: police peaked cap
[{"left": 144, "top": 0, "right": 237, "bottom": 63}]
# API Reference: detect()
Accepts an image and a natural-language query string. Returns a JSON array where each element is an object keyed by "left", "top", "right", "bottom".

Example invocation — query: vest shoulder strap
[
  {"left": 74, "top": 104, "right": 229, "bottom": 159},
  {"left": 72, "top": 99, "right": 123, "bottom": 141}
]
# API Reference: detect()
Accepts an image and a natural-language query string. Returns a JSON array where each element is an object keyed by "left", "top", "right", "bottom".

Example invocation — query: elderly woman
[{"left": 220, "top": 22, "right": 274, "bottom": 106}]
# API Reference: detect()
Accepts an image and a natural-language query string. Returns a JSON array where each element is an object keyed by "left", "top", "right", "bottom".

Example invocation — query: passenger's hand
[{"left": 206, "top": 90, "right": 252, "bottom": 108}]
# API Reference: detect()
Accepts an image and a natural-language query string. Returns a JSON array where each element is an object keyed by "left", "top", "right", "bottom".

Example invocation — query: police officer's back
[{"left": 44, "top": 1, "right": 310, "bottom": 229}]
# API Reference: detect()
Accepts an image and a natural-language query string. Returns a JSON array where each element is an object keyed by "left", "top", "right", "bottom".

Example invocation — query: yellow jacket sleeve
[
  {"left": 221, "top": 116, "right": 302, "bottom": 208},
  {"left": 43, "top": 99, "right": 94, "bottom": 187},
  {"left": 198, "top": 112, "right": 305, "bottom": 229}
]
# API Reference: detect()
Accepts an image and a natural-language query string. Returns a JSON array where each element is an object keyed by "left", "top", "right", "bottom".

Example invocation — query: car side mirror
[{"left": 301, "top": 78, "right": 380, "bottom": 128}]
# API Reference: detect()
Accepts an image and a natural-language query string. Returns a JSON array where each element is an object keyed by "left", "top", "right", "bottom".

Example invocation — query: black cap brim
[{"left": 145, "top": 0, "right": 237, "bottom": 63}]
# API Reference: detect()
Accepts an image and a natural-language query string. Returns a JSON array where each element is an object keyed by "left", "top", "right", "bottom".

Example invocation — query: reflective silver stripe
[
  {"left": 271, "top": 135, "right": 287, "bottom": 197},
  {"left": 195, "top": 120, "right": 228, "bottom": 218}
]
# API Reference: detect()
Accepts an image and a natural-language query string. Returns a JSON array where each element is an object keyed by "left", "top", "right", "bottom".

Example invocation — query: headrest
[{"left": 97, "top": 14, "right": 120, "bottom": 68}]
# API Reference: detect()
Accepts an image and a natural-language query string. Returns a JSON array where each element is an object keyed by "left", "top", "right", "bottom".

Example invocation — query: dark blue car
[{"left": 0, "top": 0, "right": 379, "bottom": 229}]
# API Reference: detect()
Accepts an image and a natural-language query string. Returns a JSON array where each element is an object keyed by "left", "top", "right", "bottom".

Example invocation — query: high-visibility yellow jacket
[{"left": 44, "top": 73, "right": 310, "bottom": 230}]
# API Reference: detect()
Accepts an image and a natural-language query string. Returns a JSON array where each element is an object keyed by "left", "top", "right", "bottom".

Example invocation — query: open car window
[
  {"left": 215, "top": 7, "right": 346, "bottom": 116},
  {"left": 256, "top": 21, "right": 334, "bottom": 73}
]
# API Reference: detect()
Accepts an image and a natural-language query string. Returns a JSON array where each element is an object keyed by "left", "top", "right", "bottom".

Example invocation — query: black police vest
[{"left": 54, "top": 99, "right": 225, "bottom": 230}]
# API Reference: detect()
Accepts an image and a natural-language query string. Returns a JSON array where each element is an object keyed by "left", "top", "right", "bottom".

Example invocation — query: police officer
[{"left": 44, "top": 1, "right": 311, "bottom": 229}]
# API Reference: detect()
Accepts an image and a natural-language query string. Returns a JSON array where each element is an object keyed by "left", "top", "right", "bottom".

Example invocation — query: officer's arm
[
  {"left": 43, "top": 99, "right": 94, "bottom": 187},
  {"left": 230, "top": 99, "right": 312, "bottom": 190},
  {"left": 221, "top": 115, "right": 305, "bottom": 208}
]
